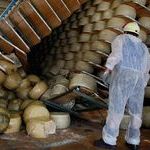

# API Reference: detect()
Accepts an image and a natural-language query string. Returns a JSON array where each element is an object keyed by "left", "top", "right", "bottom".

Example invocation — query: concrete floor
[{"left": 0, "top": 110, "right": 149, "bottom": 150}]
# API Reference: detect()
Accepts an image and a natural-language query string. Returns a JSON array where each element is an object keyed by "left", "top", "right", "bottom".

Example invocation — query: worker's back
[{"left": 118, "top": 34, "right": 150, "bottom": 73}]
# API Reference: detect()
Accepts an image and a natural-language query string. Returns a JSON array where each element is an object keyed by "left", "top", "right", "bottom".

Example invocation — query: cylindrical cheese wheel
[
  {"left": 142, "top": 107, "right": 150, "bottom": 128},
  {"left": 102, "top": 9, "right": 113, "bottom": 19},
  {"left": 67, "top": 30, "right": 78, "bottom": 38},
  {"left": 20, "top": 99, "right": 35, "bottom": 110},
  {"left": 51, "top": 112, "right": 70, "bottom": 129},
  {"left": 107, "top": 17, "right": 126, "bottom": 30},
  {"left": 138, "top": 17, "right": 150, "bottom": 30},
  {"left": 75, "top": 61, "right": 94, "bottom": 73},
  {"left": 93, "top": 21, "right": 106, "bottom": 31},
  {"left": 79, "top": 33, "right": 91, "bottom": 42},
  {"left": 68, "top": 37, "right": 78, "bottom": 44},
  {"left": 8, "top": 99, "right": 23, "bottom": 111},
  {"left": 4, "top": 113, "right": 22, "bottom": 134},
  {"left": 97, "top": 1, "right": 110, "bottom": 11},
  {"left": 4, "top": 72, "right": 22, "bottom": 90},
  {"left": 79, "top": 17, "right": 89, "bottom": 26},
  {"left": 91, "top": 13, "right": 101, "bottom": 23},
  {"left": 69, "top": 73, "right": 97, "bottom": 91},
  {"left": 26, "top": 118, "right": 56, "bottom": 138},
  {"left": 0, "top": 71, "right": 6, "bottom": 84},
  {"left": 139, "top": 29, "right": 147, "bottom": 42},
  {"left": 99, "top": 29, "right": 118, "bottom": 42},
  {"left": 0, "top": 60, "right": 17, "bottom": 74},
  {"left": 56, "top": 60, "right": 65, "bottom": 69},
  {"left": 23, "top": 104, "right": 50, "bottom": 123},
  {"left": 75, "top": 52, "right": 83, "bottom": 61},
  {"left": 93, "top": 0, "right": 102, "bottom": 5},
  {"left": 83, "top": 51, "right": 101, "bottom": 64},
  {"left": 83, "top": 24, "right": 93, "bottom": 33},
  {"left": 64, "top": 52, "right": 74, "bottom": 60},
  {"left": 111, "top": 0, "right": 122, "bottom": 9},
  {"left": 91, "top": 41, "right": 111, "bottom": 54},
  {"left": 51, "top": 84, "right": 68, "bottom": 97},
  {"left": 81, "top": 43, "right": 91, "bottom": 51},
  {"left": 29, "top": 81, "right": 48, "bottom": 100},
  {"left": 64, "top": 60, "right": 74, "bottom": 70},
  {"left": 27, "top": 75, "right": 40, "bottom": 85},
  {"left": 70, "top": 43, "right": 81, "bottom": 52},
  {"left": 86, "top": 7, "right": 96, "bottom": 16},
  {"left": 0, "top": 113, "right": 10, "bottom": 133},
  {"left": 115, "top": 4, "right": 136, "bottom": 19}
]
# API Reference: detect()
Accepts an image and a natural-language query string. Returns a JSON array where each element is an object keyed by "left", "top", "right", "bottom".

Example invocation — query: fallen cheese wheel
[
  {"left": 26, "top": 118, "right": 56, "bottom": 138},
  {"left": 0, "top": 60, "right": 17, "bottom": 74},
  {"left": 0, "top": 113, "right": 10, "bottom": 133},
  {"left": 16, "top": 87, "right": 31, "bottom": 100},
  {"left": 8, "top": 99, "right": 23, "bottom": 111},
  {"left": 23, "top": 104, "right": 50, "bottom": 123},
  {"left": 0, "top": 71, "right": 6, "bottom": 84},
  {"left": 29, "top": 81, "right": 48, "bottom": 100},
  {"left": 0, "top": 99, "right": 8, "bottom": 108},
  {"left": 0, "top": 107, "right": 10, "bottom": 117},
  {"left": 4, "top": 113, "right": 22, "bottom": 134},
  {"left": 27, "top": 75, "right": 40, "bottom": 85},
  {"left": 4, "top": 72, "right": 22, "bottom": 90},
  {"left": 143, "top": 107, "right": 150, "bottom": 128},
  {"left": 51, "top": 112, "right": 70, "bottom": 129},
  {"left": 20, "top": 99, "right": 35, "bottom": 110}
]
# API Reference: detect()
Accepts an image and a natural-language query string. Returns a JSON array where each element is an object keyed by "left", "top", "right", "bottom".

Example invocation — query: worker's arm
[{"left": 105, "top": 35, "right": 123, "bottom": 71}]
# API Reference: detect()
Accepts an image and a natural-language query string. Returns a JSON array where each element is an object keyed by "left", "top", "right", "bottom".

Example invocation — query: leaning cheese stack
[
  {"left": 23, "top": 101, "right": 56, "bottom": 138},
  {"left": 4, "top": 113, "right": 22, "bottom": 134}
]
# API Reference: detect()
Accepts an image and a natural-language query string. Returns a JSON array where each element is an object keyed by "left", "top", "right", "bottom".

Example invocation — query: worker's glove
[{"left": 101, "top": 69, "right": 111, "bottom": 86}]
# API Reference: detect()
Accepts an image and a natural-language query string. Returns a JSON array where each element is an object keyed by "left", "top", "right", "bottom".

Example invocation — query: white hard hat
[{"left": 123, "top": 22, "right": 140, "bottom": 35}]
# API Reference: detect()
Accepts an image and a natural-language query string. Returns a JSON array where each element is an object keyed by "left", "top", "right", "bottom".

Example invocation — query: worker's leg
[
  {"left": 125, "top": 78, "right": 145, "bottom": 145},
  {"left": 102, "top": 70, "right": 138, "bottom": 145}
]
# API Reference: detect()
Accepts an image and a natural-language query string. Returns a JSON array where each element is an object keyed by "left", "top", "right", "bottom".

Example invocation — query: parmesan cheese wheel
[
  {"left": 81, "top": 43, "right": 91, "bottom": 51},
  {"left": 70, "top": 43, "right": 81, "bottom": 52},
  {"left": 23, "top": 104, "right": 50, "bottom": 123},
  {"left": 91, "top": 41, "right": 111, "bottom": 54},
  {"left": 64, "top": 52, "right": 74, "bottom": 60},
  {"left": 102, "top": 9, "right": 113, "bottom": 19},
  {"left": 19, "top": 79, "right": 31, "bottom": 89},
  {"left": 0, "top": 60, "right": 17, "bottom": 74},
  {"left": 20, "top": 99, "right": 35, "bottom": 110},
  {"left": 99, "top": 29, "right": 118, "bottom": 42},
  {"left": 93, "top": 0, "right": 102, "bottom": 5},
  {"left": 8, "top": 99, "right": 23, "bottom": 111},
  {"left": 79, "top": 33, "right": 91, "bottom": 42},
  {"left": 75, "top": 61, "right": 94, "bottom": 73},
  {"left": 27, "top": 75, "right": 40, "bottom": 84},
  {"left": 83, "top": 24, "right": 93, "bottom": 33},
  {"left": 16, "top": 87, "right": 31, "bottom": 100},
  {"left": 4, "top": 113, "right": 22, "bottom": 133},
  {"left": 64, "top": 60, "right": 74, "bottom": 70},
  {"left": 29, "top": 81, "right": 48, "bottom": 100},
  {"left": 111, "top": 0, "right": 122, "bottom": 9},
  {"left": 91, "top": 12, "right": 101, "bottom": 23},
  {"left": 0, "top": 113, "right": 10, "bottom": 133},
  {"left": 51, "top": 112, "right": 70, "bottom": 129},
  {"left": 97, "top": 1, "right": 110, "bottom": 11},
  {"left": 69, "top": 73, "right": 97, "bottom": 91},
  {"left": 67, "top": 30, "right": 78, "bottom": 38},
  {"left": 138, "top": 17, "right": 150, "bottom": 30},
  {"left": 107, "top": 17, "right": 126, "bottom": 30},
  {"left": 142, "top": 107, "right": 150, "bottom": 128},
  {"left": 51, "top": 84, "right": 68, "bottom": 97},
  {"left": 83, "top": 51, "right": 101, "bottom": 64},
  {"left": 26, "top": 118, "right": 56, "bottom": 138},
  {"left": 68, "top": 37, "right": 78, "bottom": 44},
  {"left": 139, "top": 29, "right": 147, "bottom": 42},
  {"left": 56, "top": 60, "right": 65, "bottom": 69},
  {"left": 75, "top": 52, "right": 83, "bottom": 61},
  {"left": 0, "top": 71, "right": 6, "bottom": 84},
  {"left": 79, "top": 17, "right": 89, "bottom": 26},
  {"left": 55, "top": 76, "right": 69, "bottom": 86},
  {"left": 4, "top": 72, "right": 22, "bottom": 90},
  {"left": 86, "top": 7, "right": 96, "bottom": 16},
  {"left": 115, "top": 4, "right": 136, "bottom": 19},
  {"left": 93, "top": 21, "right": 106, "bottom": 31}
]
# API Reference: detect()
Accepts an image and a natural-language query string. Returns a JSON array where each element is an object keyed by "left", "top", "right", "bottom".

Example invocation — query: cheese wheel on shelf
[
  {"left": 139, "top": 29, "right": 147, "bottom": 42},
  {"left": 102, "top": 9, "right": 113, "bottom": 20},
  {"left": 91, "top": 12, "right": 101, "bottom": 23},
  {"left": 83, "top": 24, "right": 93, "bottom": 33},
  {"left": 51, "top": 112, "right": 70, "bottom": 129},
  {"left": 26, "top": 118, "right": 56, "bottom": 138},
  {"left": 79, "top": 33, "right": 91, "bottom": 42},
  {"left": 86, "top": 7, "right": 96, "bottom": 16},
  {"left": 97, "top": 1, "right": 110, "bottom": 11},
  {"left": 93, "top": 21, "right": 106, "bottom": 31},
  {"left": 138, "top": 17, "right": 150, "bottom": 30}
]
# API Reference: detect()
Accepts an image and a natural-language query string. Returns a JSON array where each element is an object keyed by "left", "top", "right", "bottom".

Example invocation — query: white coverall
[{"left": 102, "top": 34, "right": 150, "bottom": 145}]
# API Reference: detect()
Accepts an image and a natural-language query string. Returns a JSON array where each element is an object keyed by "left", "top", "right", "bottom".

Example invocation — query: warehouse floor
[{"left": 0, "top": 110, "right": 149, "bottom": 150}]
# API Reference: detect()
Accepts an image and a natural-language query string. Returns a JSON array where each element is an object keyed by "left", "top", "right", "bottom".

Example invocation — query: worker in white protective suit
[{"left": 94, "top": 22, "right": 150, "bottom": 150}]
